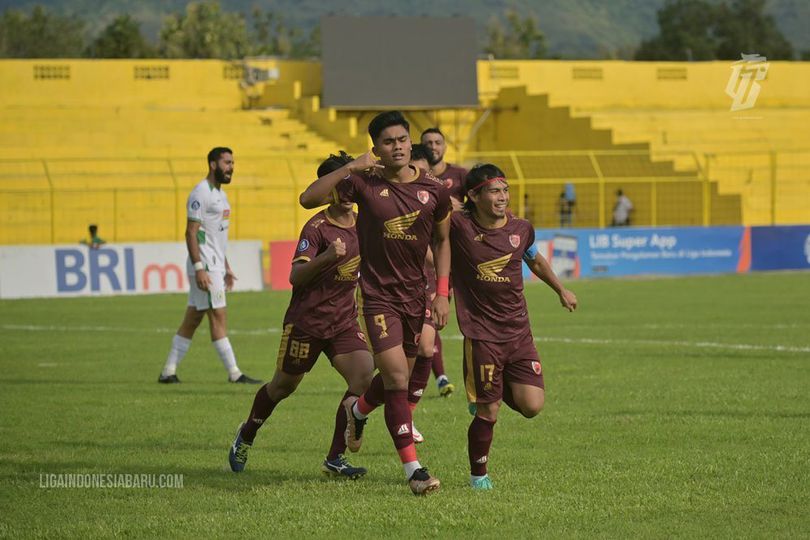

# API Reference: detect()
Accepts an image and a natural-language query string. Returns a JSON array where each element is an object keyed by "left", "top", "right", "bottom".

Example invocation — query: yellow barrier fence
[{"left": 1, "top": 150, "right": 807, "bottom": 245}]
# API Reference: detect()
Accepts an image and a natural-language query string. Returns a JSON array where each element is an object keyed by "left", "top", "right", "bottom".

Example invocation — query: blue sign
[
  {"left": 526, "top": 226, "right": 747, "bottom": 279},
  {"left": 56, "top": 247, "right": 136, "bottom": 292},
  {"left": 751, "top": 226, "right": 810, "bottom": 271}
]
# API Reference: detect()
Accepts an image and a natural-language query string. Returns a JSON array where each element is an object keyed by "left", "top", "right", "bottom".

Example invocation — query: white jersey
[
  {"left": 613, "top": 195, "right": 633, "bottom": 224},
  {"left": 186, "top": 179, "right": 231, "bottom": 274}
]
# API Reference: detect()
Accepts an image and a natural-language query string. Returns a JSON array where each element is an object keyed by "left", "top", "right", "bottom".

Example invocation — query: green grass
[{"left": 1, "top": 272, "right": 808, "bottom": 538}]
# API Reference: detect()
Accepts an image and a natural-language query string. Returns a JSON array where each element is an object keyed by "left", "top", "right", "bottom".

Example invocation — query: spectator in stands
[
  {"left": 611, "top": 189, "right": 634, "bottom": 227},
  {"left": 80, "top": 224, "right": 106, "bottom": 249},
  {"left": 558, "top": 192, "right": 574, "bottom": 228}
]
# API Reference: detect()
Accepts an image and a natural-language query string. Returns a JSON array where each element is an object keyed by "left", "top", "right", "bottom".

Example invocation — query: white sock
[
  {"left": 403, "top": 460, "right": 422, "bottom": 479},
  {"left": 351, "top": 402, "right": 368, "bottom": 420},
  {"left": 162, "top": 335, "right": 192, "bottom": 377},
  {"left": 212, "top": 337, "right": 242, "bottom": 380}
]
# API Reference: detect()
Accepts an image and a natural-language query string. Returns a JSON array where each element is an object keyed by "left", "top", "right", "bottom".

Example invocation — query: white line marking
[
  {"left": 2, "top": 324, "right": 807, "bottom": 354},
  {"left": 0, "top": 324, "right": 279, "bottom": 336}
]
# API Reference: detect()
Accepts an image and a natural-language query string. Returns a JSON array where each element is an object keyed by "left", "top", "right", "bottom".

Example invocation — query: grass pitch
[{"left": 1, "top": 272, "right": 808, "bottom": 538}]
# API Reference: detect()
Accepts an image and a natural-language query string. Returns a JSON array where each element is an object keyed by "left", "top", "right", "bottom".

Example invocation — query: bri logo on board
[{"left": 55, "top": 248, "right": 185, "bottom": 293}]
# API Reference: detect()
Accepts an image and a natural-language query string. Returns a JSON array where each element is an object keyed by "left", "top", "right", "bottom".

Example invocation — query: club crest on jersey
[
  {"left": 509, "top": 234, "right": 520, "bottom": 248},
  {"left": 417, "top": 190, "right": 430, "bottom": 204},
  {"left": 532, "top": 361, "right": 542, "bottom": 375},
  {"left": 444, "top": 178, "right": 454, "bottom": 188}
]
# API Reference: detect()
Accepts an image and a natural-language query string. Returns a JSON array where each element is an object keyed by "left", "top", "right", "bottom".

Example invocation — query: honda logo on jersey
[
  {"left": 509, "top": 234, "right": 520, "bottom": 248},
  {"left": 417, "top": 190, "right": 429, "bottom": 204}
]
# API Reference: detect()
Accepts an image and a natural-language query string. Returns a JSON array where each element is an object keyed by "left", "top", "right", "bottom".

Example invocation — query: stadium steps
[
  {"left": 0, "top": 107, "right": 339, "bottom": 159},
  {"left": 569, "top": 108, "right": 810, "bottom": 224}
]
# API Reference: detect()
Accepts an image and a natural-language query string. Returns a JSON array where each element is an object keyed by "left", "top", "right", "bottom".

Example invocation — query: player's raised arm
[
  {"left": 525, "top": 250, "right": 577, "bottom": 312},
  {"left": 299, "top": 152, "right": 382, "bottom": 208}
]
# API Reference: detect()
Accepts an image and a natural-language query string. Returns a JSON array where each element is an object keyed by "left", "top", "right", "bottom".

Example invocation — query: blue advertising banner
[
  {"left": 750, "top": 226, "right": 810, "bottom": 271},
  {"left": 526, "top": 226, "right": 749, "bottom": 279}
]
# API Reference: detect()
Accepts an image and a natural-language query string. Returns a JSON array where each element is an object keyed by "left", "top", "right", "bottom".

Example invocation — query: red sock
[
  {"left": 241, "top": 383, "right": 279, "bottom": 443},
  {"left": 358, "top": 373, "right": 384, "bottom": 415},
  {"left": 327, "top": 391, "right": 355, "bottom": 460},
  {"left": 408, "top": 355, "right": 432, "bottom": 405},
  {"left": 397, "top": 443, "right": 418, "bottom": 464},
  {"left": 468, "top": 415, "right": 496, "bottom": 476},
  {"left": 384, "top": 389, "right": 414, "bottom": 451},
  {"left": 431, "top": 333, "right": 446, "bottom": 378}
]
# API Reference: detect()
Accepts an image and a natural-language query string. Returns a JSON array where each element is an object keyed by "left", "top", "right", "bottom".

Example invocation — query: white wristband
[{"left": 193, "top": 261, "right": 204, "bottom": 271}]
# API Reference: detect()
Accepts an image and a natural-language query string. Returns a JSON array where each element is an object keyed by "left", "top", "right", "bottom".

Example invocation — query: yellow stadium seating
[{"left": 1, "top": 59, "right": 807, "bottom": 246}]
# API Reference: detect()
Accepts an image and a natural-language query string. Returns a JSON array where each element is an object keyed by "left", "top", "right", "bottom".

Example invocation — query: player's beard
[{"left": 215, "top": 166, "right": 232, "bottom": 184}]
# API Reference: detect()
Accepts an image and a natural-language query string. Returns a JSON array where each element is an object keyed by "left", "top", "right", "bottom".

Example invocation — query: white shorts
[{"left": 187, "top": 270, "right": 226, "bottom": 311}]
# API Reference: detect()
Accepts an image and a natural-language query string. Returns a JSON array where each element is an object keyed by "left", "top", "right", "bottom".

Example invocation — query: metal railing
[{"left": 1, "top": 149, "right": 807, "bottom": 245}]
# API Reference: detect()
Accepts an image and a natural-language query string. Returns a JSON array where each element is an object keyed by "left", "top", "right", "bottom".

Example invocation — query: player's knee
[
  {"left": 382, "top": 372, "right": 409, "bottom": 390},
  {"left": 347, "top": 370, "right": 373, "bottom": 395},
  {"left": 417, "top": 342, "right": 433, "bottom": 357},
  {"left": 476, "top": 401, "right": 500, "bottom": 422},
  {"left": 520, "top": 399, "right": 544, "bottom": 418},
  {"left": 267, "top": 382, "right": 295, "bottom": 401},
  {"left": 188, "top": 310, "right": 205, "bottom": 326}
]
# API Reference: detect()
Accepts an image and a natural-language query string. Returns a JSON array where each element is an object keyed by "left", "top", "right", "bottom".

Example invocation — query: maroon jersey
[
  {"left": 435, "top": 163, "right": 467, "bottom": 202},
  {"left": 450, "top": 211, "right": 536, "bottom": 342},
  {"left": 333, "top": 166, "right": 451, "bottom": 305},
  {"left": 284, "top": 210, "right": 360, "bottom": 338}
]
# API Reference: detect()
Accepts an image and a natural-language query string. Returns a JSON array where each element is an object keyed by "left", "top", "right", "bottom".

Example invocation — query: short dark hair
[
  {"left": 421, "top": 127, "right": 444, "bottom": 140},
  {"left": 410, "top": 144, "right": 431, "bottom": 164},
  {"left": 464, "top": 163, "right": 506, "bottom": 213},
  {"left": 368, "top": 111, "right": 409, "bottom": 142},
  {"left": 208, "top": 147, "right": 233, "bottom": 165},
  {"left": 89, "top": 224, "right": 98, "bottom": 234},
  {"left": 318, "top": 151, "right": 354, "bottom": 178}
]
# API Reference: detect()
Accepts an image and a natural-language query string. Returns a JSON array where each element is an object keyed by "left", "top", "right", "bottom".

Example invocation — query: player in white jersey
[{"left": 159, "top": 147, "right": 261, "bottom": 384}]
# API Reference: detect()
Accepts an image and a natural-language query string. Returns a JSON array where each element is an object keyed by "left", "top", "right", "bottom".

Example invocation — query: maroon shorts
[
  {"left": 423, "top": 296, "right": 436, "bottom": 330},
  {"left": 359, "top": 295, "right": 424, "bottom": 357},
  {"left": 463, "top": 329, "right": 544, "bottom": 404},
  {"left": 277, "top": 321, "right": 368, "bottom": 375}
]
